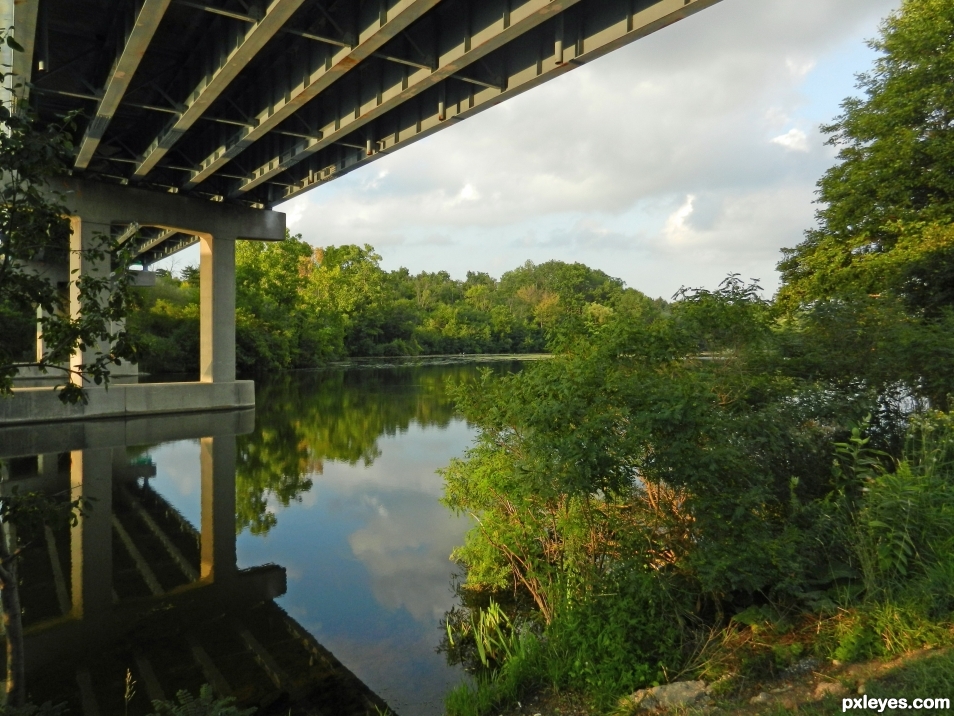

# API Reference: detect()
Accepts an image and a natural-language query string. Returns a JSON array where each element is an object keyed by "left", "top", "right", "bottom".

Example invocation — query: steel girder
[
  {"left": 74, "top": 0, "right": 172, "bottom": 169},
  {"left": 132, "top": 0, "right": 309, "bottom": 178}
]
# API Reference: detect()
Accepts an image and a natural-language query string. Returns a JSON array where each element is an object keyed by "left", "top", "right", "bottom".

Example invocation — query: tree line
[{"left": 130, "top": 242, "right": 650, "bottom": 375}]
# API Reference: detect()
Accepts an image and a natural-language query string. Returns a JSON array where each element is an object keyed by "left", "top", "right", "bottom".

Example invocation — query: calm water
[{"left": 138, "top": 361, "right": 523, "bottom": 714}]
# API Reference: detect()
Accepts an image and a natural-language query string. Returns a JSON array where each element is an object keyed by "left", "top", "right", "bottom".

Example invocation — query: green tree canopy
[{"left": 778, "top": 0, "right": 954, "bottom": 312}]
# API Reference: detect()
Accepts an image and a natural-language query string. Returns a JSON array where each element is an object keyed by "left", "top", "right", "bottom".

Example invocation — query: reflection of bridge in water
[{"left": 0, "top": 411, "right": 394, "bottom": 715}]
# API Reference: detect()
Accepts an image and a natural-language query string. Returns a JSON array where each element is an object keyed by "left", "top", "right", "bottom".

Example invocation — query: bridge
[{"left": 3, "top": 0, "right": 721, "bottom": 417}]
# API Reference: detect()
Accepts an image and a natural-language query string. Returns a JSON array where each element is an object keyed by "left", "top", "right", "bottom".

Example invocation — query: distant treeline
[{"left": 129, "top": 236, "right": 656, "bottom": 375}]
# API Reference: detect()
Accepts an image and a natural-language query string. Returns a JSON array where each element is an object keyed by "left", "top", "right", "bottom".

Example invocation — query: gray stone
[
  {"left": 749, "top": 692, "right": 772, "bottom": 705},
  {"left": 778, "top": 656, "right": 822, "bottom": 681},
  {"left": 629, "top": 680, "right": 711, "bottom": 711}
]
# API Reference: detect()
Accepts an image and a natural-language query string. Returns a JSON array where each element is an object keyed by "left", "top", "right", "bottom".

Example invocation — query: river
[{"left": 135, "top": 360, "right": 524, "bottom": 714}]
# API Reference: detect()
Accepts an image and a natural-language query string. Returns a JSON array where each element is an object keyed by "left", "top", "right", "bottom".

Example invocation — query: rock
[
  {"left": 628, "top": 680, "right": 711, "bottom": 711},
  {"left": 627, "top": 689, "right": 659, "bottom": 711},
  {"left": 814, "top": 681, "right": 848, "bottom": 699},
  {"left": 749, "top": 692, "right": 772, "bottom": 705},
  {"left": 779, "top": 657, "right": 822, "bottom": 681},
  {"left": 655, "top": 681, "right": 710, "bottom": 709}
]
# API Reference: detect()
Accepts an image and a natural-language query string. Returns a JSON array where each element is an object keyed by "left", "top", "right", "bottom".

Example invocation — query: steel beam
[
  {"left": 132, "top": 0, "right": 308, "bottom": 180},
  {"left": 115, "top": 222, "right": 141, "bottom": 245},
  {"left": 75, "top": 0, "right": 172, "bottom": 170},
  {"left": 183, "top": 0, "right": 441, "bottom": 190},
  {"left": 143, "top": 234, "right": 200, "bottom": 265},
  {"left": 274, "top": 0, "right": 722, "bottom": 204},
  {"left": 28, "top": 0, "right": 725, "bottom": 203},
  {"left": 233, "top": 0, "right": 584, "bottom": 198},
  {"left": 134, "top": 228, "right": 179, "bottom": 256}
]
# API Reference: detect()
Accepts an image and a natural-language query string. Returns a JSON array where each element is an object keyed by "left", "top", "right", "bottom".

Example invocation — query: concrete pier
[{"left": 3, "top": 176, "right": 284, "bottom": 424}]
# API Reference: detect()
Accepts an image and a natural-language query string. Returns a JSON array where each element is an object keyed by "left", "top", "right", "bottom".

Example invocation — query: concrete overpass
[{"left": 3, "top": 0, "right": 722, "bottom": 416}]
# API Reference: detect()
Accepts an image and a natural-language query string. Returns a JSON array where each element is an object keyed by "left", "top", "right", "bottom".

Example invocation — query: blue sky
[{"left": 160, "top": 0, "right": 901, "bottom": 300}]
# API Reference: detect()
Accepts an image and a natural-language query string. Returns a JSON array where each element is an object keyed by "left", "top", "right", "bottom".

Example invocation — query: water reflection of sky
[{"left": 146, "top": 418, "right": 475, "bottom": 716}]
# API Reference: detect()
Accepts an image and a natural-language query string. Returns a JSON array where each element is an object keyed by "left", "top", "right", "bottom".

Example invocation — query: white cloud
[
  {"left": 283, "top": 195, "right": 306, "bottom": 228},
  {"left": 786, "top": 57, "right": 818, "bottom": 79},
  {"left": 361, "top": 169, "right": 390, "bottom": 191},
  {"left": 453, "top": 183, "right": 480, "bottom": 204},
  {"left": 771, "top": 128, "right": 811, "bottom": 152},
  {"left": 664, "top": 195, "right": 697, "bottom": 244}
]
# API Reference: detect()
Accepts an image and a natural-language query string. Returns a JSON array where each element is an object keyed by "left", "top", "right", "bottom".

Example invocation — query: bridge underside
[
  {"left": 19, "top": 0, "right": 720, "bottom": 226},
  {"left": 6, "top": 0, "right": 721, "bottom": 411}
]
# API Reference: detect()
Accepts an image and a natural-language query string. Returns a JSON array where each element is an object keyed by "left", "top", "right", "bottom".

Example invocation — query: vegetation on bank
[
  {"left": 129, "top": 242, "right": 645, "bottom": 375},
  {"left": 438, "top": 0, "right": 954, "bottom": 713}
]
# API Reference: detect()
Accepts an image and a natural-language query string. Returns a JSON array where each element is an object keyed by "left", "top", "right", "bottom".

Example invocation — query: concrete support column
[
  {"left": 68, "top": 216, "right": 110, "bottom": 386},
  {"left": 199, "top": 234, "right": 236, "bottom": 383},
  {"left": 35, "top": 305, "right": 47, "bottom": 363},
  {"left": 200, "top": 435, "right": 236, "bottom": 582},
  {"left": 70, "top": 448, "right": 113, "bottom": 617}
]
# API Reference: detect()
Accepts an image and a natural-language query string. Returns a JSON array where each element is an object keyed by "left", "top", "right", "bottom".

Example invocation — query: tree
[
  {"left": 235, "top": 232, "right": 328, "bottom": 372},
  {"left": 778, "top": 0, "right": 954, "bottom": 311},
  {"left": 0, "top": 32, "right": 139, "bottom": 403}
]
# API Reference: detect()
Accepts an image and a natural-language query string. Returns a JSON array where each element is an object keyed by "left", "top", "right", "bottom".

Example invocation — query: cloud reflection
[
  {"left": 348, "top": 490, "right": 470, "bottom": 622},
  {"left": 315, "top": 419, "right": 475, "bottom": 622}
]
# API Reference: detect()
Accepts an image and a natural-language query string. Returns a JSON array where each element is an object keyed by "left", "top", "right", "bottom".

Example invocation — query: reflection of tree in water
[{"left": 235, "top": 363, "right": 521, "bottom": 535}]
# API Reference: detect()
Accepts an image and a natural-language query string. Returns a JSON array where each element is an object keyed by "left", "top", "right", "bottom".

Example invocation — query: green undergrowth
[{"left": 443, "top": 406, "right": 954, "bottom": 715}]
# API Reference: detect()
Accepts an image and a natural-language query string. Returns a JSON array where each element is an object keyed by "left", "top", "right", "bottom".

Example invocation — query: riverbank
[
  {"left": 138, "top": 353, "right": 550, "bottom": 383},
  {"left": 324, "top": 353, "right": 551, "bottom": 370},
  {"left": 490, "top": 648, "right": 954, "bottom": 715}
]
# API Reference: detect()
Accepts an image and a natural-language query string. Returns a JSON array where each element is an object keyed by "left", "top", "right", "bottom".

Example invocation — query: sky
[{"left": 160, "top": 0, "right": 903, "bottom": 300}]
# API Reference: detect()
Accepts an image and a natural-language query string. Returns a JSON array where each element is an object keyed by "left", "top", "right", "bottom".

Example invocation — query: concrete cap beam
[{"left": 46, "top": 177, "right": 285, "bottom": 241}]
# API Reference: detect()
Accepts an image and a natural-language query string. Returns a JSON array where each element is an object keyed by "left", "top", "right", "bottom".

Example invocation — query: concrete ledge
[
  {"left": 0, "top": 409, "right": 256, "bottom": 459},
  {"left": 0, "top": 381, "right": 255, "bottom": 426}
]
